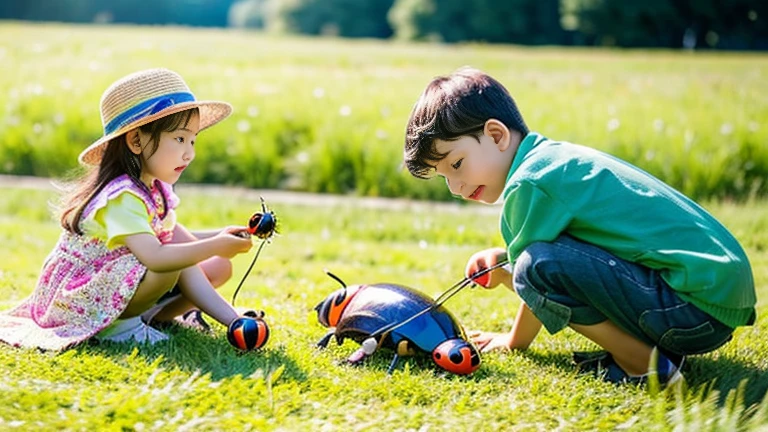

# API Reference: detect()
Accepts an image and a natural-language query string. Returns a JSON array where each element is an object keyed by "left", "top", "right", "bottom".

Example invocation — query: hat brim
[{"left": 78, "top": 100, "right": 232, "bottom": 166}]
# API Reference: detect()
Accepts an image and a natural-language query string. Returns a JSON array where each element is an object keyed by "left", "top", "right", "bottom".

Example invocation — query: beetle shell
[
  {"left": 247, "top": 211, "right": 277, "bottom": 239},
  {"left": 315, "top": 283, "right": 480, "bottom": 375}
]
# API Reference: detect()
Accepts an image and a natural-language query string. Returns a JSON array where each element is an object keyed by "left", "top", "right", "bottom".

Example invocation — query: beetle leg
[
  {"left": 386, "top": 354, "right": 401, "bottom": 374},
  {"left": 396, "top": 340, "right": 415, "bottom": 357},
  {"left": 347, "top": 347, "right": 370, "bottom": 365},
  {"left": 316, "top": 330, "right": 335, "bottom": 348}
]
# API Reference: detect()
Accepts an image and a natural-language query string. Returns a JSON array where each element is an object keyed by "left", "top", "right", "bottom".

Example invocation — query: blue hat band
[{"left": 104, "top": 91, "right": 195, "bottom": 135}]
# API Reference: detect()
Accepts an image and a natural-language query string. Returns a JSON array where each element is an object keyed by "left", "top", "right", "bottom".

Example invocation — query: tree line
[{"left": 2, "top": 0, "right": 766, "bottom": 49}]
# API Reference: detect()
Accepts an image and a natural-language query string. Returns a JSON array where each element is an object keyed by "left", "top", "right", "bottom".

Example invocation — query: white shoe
[{"left": 96, "top": 316, "right": 169, "bottom": 344}]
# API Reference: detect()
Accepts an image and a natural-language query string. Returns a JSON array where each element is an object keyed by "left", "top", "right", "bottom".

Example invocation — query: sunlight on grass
[{"left": 0, "top": 184, "right": 766, "bottom": 430}]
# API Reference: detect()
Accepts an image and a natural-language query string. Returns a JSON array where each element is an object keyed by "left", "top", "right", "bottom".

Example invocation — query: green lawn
[
  {"left": 0, "top": 181, "right": 766, "bottom": 431},
  {"left": 1, "top": 22, "right": 767, "bottom": 201}
]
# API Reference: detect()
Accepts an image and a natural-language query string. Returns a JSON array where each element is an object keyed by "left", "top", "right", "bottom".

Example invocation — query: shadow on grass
[
  {"left": 487, "top": 349, "right": 767, "bottom": 407},
  {"left": 686, "top": 355, "right": 768, "bottom": 407},
  {"left": 77, "top": 326, "right": 306, "bottom": 383}
]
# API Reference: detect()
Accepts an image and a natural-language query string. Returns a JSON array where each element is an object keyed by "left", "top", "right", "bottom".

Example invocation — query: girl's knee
[{"left": 203, "top": 257, "right": 233, "bottom": 288}]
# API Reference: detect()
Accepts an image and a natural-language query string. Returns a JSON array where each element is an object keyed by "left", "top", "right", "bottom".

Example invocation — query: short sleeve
[{"left": 94, "top": 192, "right": 155, "bottom": 249}]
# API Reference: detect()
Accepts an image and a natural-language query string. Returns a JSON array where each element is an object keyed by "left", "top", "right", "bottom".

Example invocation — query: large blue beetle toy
[{"left": 313, "top": 266, "right": 505, "bottom": 375}]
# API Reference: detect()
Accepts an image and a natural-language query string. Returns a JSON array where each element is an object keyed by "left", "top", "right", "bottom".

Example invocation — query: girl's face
[
  {"left": 137, "top": 112, "right": 200, "bottom": 186},
  {"left": 432, "top": 126, "right": 517, "bottom": 204}
]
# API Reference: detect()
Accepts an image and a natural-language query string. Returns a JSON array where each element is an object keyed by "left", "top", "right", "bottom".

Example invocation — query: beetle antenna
[
  {"left": 366, "top": 260, "right": 509, "bottom": 339},
  {"left": 231, "top": 239, "right": 268, "bottom": 306},
  {"left": 324, "top": 270, "right": 347, "bottom": 288}
]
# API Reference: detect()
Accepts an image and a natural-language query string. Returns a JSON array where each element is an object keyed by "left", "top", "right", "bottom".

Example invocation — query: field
[
  {"left": 1, "top": 22, "right": 768, "bottom": 201},
  {"left": 1, "top": 22, "right": 767, "bottom": 430},
  {"left": 0, "top": 179, "right": 767, "bottom": 431}
]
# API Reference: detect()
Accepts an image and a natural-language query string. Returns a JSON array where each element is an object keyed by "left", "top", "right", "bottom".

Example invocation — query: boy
[{"left": 403, "top": 67, "right": 756, "bottom": 384}]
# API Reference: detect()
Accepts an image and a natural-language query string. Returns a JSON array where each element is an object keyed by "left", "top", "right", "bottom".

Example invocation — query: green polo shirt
[{"left": 500, "top": 132, "right": 756, "bottom": 329}]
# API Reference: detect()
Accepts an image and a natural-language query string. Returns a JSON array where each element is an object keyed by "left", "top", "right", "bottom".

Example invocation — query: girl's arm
[
  {"left": 124, "top": 224, "right": 251, "bottom": 273},
  {"left": 188, "top": 229, "right": 218, "bottom": 240}
]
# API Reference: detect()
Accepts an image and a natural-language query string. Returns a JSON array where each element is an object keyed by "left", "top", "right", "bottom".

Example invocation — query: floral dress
[{"left": 0, "top": 175, "right": 178, "bottom": 350}]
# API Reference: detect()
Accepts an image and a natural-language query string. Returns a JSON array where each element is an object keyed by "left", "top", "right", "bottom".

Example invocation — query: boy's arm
[
  {"left": 470, "top": 302, "right": 542, "bottom": 352},
  {"left": 508, "top": 302, "right": 542, "bottom": 350}
]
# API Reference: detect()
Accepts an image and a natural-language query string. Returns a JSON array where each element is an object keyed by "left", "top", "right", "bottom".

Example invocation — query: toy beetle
[
  {"left": 247, "top": 197, "right": 278, "bottom": 240},
  {"left": 314, "top": 272, "right": 482, "bottom": 375},
  {"left": 227, "top": 311, "right": 270, "bottom": 351}
]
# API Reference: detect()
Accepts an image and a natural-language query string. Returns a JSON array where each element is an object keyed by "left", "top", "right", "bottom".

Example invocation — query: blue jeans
[{"left": 514, "top": 235, "right": 734, "bottom": 356}]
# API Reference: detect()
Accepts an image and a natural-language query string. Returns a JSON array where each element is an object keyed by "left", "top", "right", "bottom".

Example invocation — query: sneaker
[
  {"left": 95, "top": 316, "right": 169, "bottom": 344},
  {"left": 574, "top": 349, "right": 685, "bottom": 386},
  {"left": 148, "top": 309, "right": 212, "bottom": 333}
]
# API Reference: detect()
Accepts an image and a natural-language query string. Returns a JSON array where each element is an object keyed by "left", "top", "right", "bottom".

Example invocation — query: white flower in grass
[
  {"left": 748, "top": 121, "right": 759, "bottom": 132},
  {"left": 53, "top": 113, "right": 65, "bottom": 125},
  {"left": 457, "top": 225, "right": 465, "bottom": 234},
  {"left": 313, "top": 87, "right": 325, "bottom": 98},
  {"left": 653, "top": 119, "right": 665, "bottom": 133},
  {"left": 375, "top": 129, "right": 387, "bottom": 140},
  {"left": 237, "top": 120, "right": 251, "bottom": 133},
  {"left": 339, "top": 105, "right": 352, "bottom": 117},
  {"left": 7, "top": 115, "right": 19, "bottom": 126},
  {"left": 60, "top": 79, "right": 72, "bottom": 90},
  {"left": 380, "top": 106, "right": 391, "bottom": 117},
  {"left": 645, "top": 150, "right": 655, "bottom": 161},
  {"left": 684, "top": 130, "right": 695, "bottom": 149},
  {"left": 720, "top": 123, "right": 733, "bottom": 135},
  {"left": 33, "top": 123, "right": 43, "bottom": 134},
  {"left": 295, "top": 151, "right": 309, "bottom": 164},
  {"left": 247, "top": 106, "right": 259, "bottom": 117},
  {"left": 88, "top": 61, "right": 101, "bottom": 71},
  {"left": 607, "top": 118, "right": 620, "bottom": 132},
  {"left": 27, "top": 84, "right": 44, "bottom": 96},
  {"left": 419, "top": 240, "right": 428, "bottom": 249},
  {"left": 0, "top": 47, "right": 5, "bottom": 59}
]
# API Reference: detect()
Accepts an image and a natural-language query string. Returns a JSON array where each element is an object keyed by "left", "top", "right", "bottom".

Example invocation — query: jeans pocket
[{"left": 639, "top": 305, "right": 733, "bottom": 355}]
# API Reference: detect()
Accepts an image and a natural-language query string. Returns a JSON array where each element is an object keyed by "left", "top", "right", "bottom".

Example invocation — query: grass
[
  {"left": 1, "top": 22, "right": 768, "bottom": 200},
  {"left": 0, "top": 181, "right": 766, "bottom": 430}
]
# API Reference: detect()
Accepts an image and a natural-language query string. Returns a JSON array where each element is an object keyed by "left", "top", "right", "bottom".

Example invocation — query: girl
[{"left": 0, "top": 68, "right": 269, "bottom": 351}]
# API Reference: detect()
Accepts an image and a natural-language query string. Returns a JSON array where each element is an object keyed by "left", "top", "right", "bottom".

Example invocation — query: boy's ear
[
  {"left": 125, "top": 130, "right": 142, "bottom": 155},
  {"left": 483, "top": 119, "right": 511, "bottom": 151}
]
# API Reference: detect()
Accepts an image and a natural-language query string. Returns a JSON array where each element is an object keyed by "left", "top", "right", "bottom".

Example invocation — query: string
[{"left": 231, "top": 239, "right": 268, "bottom": 307}]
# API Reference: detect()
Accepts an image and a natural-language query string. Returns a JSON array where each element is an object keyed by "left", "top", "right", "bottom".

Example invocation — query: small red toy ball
[{"left": 227, "top": 317, "right": 270, "bottom": 350}]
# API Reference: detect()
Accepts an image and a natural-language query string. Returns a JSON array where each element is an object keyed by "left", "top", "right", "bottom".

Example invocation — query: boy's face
[{"left": 432, "top": 124, "right": 518, "bottom": 204}]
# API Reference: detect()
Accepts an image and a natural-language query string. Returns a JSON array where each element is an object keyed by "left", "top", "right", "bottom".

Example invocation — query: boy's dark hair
[{"left": 404, "top": 67, "right": 529, "bottom": 179}]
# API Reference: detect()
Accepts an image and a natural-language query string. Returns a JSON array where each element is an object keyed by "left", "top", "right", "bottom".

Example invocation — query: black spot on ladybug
[{"left": 450, "top": 352, "right": 463, "bottom": 364}]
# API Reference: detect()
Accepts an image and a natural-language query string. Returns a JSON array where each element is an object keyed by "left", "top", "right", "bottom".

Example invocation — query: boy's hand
[
  {"left": 465, "top": 247, "right": 509, "bottom": 288},
  {"left": 468, "top": 331, "right": 513, "bottom": 353}
]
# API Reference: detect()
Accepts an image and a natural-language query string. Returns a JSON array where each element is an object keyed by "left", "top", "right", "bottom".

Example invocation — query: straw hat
[{"left": 78, "top": 68, "right": 232, "bottom": 165}]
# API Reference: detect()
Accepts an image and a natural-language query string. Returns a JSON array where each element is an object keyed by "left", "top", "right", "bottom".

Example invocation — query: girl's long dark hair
[{"left": 59, "top": 108, "right": 198, "bottom": 234}]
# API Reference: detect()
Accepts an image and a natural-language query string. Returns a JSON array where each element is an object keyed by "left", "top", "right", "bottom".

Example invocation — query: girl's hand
[
  {"left": 465, "top": 247, "right": 509, "bottom": 288},
  {"left": 468, "top": 331, "right": 513, "bottom": 353},
  {"left": 214, "top": 226, "right": 253, "bottom": 258}
]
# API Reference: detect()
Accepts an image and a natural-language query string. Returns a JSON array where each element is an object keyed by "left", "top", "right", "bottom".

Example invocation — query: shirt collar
[{"left": 506, "top": 132, "right": 546, "bottom": 182}]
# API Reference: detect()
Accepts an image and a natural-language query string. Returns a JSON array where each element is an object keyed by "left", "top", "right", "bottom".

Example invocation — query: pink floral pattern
[{"left": 0, "top": 175, "right": 178, "bottom": 350}]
